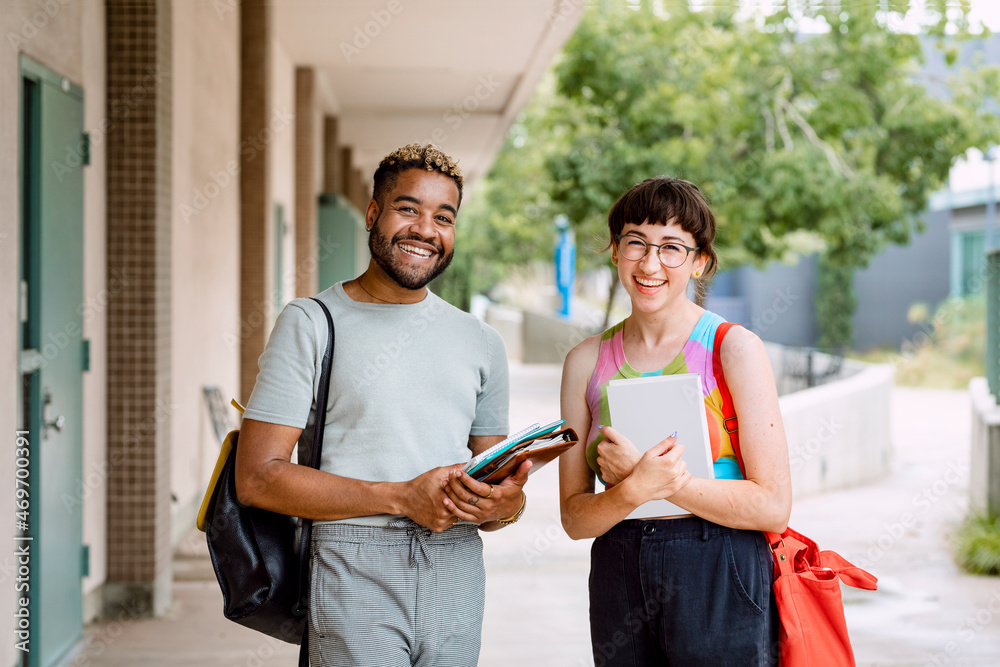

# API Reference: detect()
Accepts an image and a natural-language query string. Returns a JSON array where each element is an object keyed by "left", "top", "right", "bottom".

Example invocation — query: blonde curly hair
[{"left": 373, "top": 143, "right": 464, "bottom": 207}]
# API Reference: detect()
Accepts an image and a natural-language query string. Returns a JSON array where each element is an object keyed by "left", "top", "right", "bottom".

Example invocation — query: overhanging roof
[{"left": 275, "top": 1, "right": 584, "bottom": 190}]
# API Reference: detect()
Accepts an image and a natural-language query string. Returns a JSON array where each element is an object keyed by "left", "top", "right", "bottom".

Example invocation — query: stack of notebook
[{"left": 464, "top": 420, "right": 579, "bottom": 484}]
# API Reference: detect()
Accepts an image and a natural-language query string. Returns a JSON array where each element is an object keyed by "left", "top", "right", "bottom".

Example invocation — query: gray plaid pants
[{"left": 308, "top": 521, "right": 486, "bottom": 667}]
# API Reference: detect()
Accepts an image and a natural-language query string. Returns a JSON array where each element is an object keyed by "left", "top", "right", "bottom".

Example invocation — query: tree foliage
[
  {"left": 446, "top": 0, "right": 1000, "bottom": 312},
  {"left": 547, "top": 2, "right": 999, "bottom": 268},
  {"left": 434, "top": 78, "right": 566, "bottom": 308}
]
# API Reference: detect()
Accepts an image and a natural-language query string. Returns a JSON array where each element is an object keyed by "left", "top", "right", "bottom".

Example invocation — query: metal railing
[{"left": 779, "top": 345, "right": 846, "bottom": 395}]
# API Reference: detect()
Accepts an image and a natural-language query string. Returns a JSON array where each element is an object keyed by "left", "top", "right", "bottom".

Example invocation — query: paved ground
[{"left": 63, "top": 363, "right": 1000, "bottom": 667}]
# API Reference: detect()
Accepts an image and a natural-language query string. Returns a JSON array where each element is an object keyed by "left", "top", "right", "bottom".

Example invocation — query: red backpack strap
[
  {"left": 713, "top": 322, "right": 747, "bottom": 475},
  {"left": 715, "top": 322, "right": 786, "bottom": 547}
]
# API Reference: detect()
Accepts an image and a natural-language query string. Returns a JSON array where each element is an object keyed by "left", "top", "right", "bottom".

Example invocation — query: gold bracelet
[{"left": 497, "top": 492, "right": 526, "bottom": 526}]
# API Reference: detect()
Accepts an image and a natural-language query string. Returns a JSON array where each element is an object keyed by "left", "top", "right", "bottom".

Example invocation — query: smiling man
[{"left": 235, "top": 144, "right": 530, "bottom": 666}]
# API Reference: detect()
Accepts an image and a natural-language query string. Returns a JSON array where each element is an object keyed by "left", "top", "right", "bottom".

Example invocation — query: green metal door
[
  {"left": 318, "top": 192, "right": 368, "bottom": 287},
  {"left": 19, "top": 55, "right": 85, "bottom": 667}
]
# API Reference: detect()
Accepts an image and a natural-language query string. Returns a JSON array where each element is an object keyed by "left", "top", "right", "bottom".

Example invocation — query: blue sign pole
[{"left": 554, "top": 214, "right": 575, "bottom": 319}]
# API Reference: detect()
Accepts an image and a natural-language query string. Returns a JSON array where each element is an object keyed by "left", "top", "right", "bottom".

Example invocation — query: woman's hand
[
  {"left": 595, "top": 425, "right": 642, "bottom": 486},
  {"left": 620, "top": 434, "right": 691, "bottom": 504}
]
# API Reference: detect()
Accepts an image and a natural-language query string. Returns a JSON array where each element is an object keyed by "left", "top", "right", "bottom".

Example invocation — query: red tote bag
[
  {"left": 713, "top": 323, "right": 878, "bottom": 667},
  {"left": 767, "top": 527, "right": 877, "bottom": 665}
]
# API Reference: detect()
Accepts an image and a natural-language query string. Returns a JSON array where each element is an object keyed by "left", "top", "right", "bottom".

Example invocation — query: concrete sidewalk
[{"left": 67, "top": 363, "right": 1000, "bottom": 666}]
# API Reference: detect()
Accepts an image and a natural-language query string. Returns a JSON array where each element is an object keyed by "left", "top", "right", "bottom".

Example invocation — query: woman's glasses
[{"left": 615, "top": 234, "right": 699, "bottom": 269}]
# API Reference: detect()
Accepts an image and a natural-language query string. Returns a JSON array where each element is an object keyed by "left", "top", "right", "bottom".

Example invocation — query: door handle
[{"left": 43, "top": 388, "right": 66, "bottom": 438}]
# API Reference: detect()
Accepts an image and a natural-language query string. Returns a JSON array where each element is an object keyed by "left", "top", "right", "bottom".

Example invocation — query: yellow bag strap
[{"left": 196, "top": 398, "right": 246, "bottom": 532}]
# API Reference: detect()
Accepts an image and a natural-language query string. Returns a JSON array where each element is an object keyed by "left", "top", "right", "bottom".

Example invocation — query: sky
[
  {"left": 879, "top": 0, "right": 1000, "bottom": 33},
  {"left": 712, "top": 1, "right": 1000, "bottom": 33},
  {"left": 963, "top": 1, "right": 1000, "bottom": 31}
]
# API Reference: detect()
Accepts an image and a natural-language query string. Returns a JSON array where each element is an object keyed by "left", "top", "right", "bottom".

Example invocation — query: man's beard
[{"left": 368, "top": 220, "right": 454, "bottom": 290}]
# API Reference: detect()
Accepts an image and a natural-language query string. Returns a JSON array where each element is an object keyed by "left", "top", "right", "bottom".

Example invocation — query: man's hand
[
  {"left": 595, "top": 425, "right": 642, "bottom": 486},
  {"left": 441, "top": 460, "right": 531, "bottom": 525},
  {"left": 401, "top": 464, "right": 468, "bottom": 532}
]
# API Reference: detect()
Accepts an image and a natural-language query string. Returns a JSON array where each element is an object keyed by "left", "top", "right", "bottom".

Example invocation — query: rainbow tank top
[{"left": 585, "top": 311, "right": 744, "bottom": 483}]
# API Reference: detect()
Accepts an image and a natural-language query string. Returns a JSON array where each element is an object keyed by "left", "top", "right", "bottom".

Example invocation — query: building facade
[{"left": 0, "top": 3, "right": 581, "bottom": 666}]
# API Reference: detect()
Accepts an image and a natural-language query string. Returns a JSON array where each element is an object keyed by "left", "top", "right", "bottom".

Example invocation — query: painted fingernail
[{"left": 670, "top": 431, "right": 678, "bottom": 438}]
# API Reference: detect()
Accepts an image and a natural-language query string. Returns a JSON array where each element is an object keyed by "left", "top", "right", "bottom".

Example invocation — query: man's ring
[{"left": 486, "top": 486, "right": 494, "bottom": 499}]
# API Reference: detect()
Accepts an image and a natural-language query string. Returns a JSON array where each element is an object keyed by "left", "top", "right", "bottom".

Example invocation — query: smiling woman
[{"left": 558, "top": 176, "right": 792, "bottom": 666}]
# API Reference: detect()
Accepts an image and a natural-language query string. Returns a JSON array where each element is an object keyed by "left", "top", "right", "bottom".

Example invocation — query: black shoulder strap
[
  {"left": 296, "top": 297, "right": 335, "bottom": 664},
  {"left": 307, "top": 297, "right": 335, "bottom": 470}
]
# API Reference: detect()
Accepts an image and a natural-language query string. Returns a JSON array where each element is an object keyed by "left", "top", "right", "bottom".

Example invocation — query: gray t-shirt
[{"left": 243, "top": 282, "right": 510, "bottom": 526}]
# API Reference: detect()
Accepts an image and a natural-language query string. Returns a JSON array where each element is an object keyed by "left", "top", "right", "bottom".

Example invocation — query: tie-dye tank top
[{"left": 585, "top": 310, "right": 744, "bottom": 483}]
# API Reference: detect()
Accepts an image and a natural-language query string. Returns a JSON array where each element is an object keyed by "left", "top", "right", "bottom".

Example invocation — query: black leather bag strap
[{"left": 296, "top": 297, "right": 335, "bottom": 665}]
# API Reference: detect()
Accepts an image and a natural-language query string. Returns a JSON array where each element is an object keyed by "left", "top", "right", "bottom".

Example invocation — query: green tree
[
  {"left": 454, "top": 1, "right": 1000, "bottom": 342},
  {"left": 434, "top": 77, "right": 566, "bottom": 309},
  {"left": 816, "top": 254, "right": 857, "bottom": 349}
]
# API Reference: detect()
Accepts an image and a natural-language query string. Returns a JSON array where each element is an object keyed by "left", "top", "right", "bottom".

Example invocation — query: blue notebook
[{"left": 464, "top": 419, "right": 566, "bottom": 477}]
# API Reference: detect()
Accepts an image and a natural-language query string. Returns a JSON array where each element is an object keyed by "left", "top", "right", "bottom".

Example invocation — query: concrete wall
[
  {"left": 520, "top": 309, "right": 600, "bottom": 364},
  {"left": 0, "top": 32, "right": 19, "bottom": 661},
  {"left": 780, "top": 361, "right": 894, "bottom": 498},
  {"left": 271, "top": 37, "right": 297, "bottom": 312},
  {"left": 0, "top": 0, "right": 103, "bottom": 660},
  {"left": 166, "top": 6, "right": 309, "bottom": 552},
  {"left": 486, "top": 305, "right": 524, "bottom": 363},
  {"left": 0, "top": 33, "right": 23, "bottom": 657},
  {"left": 969, "top": 377, "right": 1000, "bottom": 517},
  {"left": 80, "top": 0, "right": 107, "bottom": 624},
  {"left": 169, "top": 0, "right": 241, "bottom": 549}
]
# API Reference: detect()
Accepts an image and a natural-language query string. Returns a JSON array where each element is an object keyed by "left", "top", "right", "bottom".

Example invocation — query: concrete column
[
  {"left": 352, "top": 167, "right": 369, "bottom": 211},
  {"left": 294, "top": 67, "right": 317, "bottom": 298},
  {"left": 105, "top": 0, "right": 173, "bottom": 617},
  {"left": 339, "top": 145, "right": 353, "bottom": 201},
  {"left": 239, "top": 0, "right": 272, "bottom": 402},
  {"left": 323, "top": 115, "right": 341, "bottom": 195}
]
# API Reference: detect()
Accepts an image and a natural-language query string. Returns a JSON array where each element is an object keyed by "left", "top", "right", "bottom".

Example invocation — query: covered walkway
[
  {"left": 70, "top": 364, "right": 1000, "bottom": 666},
  {"left": 1, "top": 3, "right": 582, "bottom": 666}
]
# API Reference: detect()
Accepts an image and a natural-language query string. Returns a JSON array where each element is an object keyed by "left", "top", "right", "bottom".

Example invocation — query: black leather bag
[{"left": 202, "top": 297, "right": 334, "bottom": 661}]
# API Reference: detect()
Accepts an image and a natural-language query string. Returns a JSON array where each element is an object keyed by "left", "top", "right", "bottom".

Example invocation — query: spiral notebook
[
  {"left": 606, "top": 373, "right": 714, "bottom": 519},
  {"left": 463, "top": 420, "right": 573, "bottom": 482},
  {"left": 470, "top": 427, "right": 578, "bottom": 484}
]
